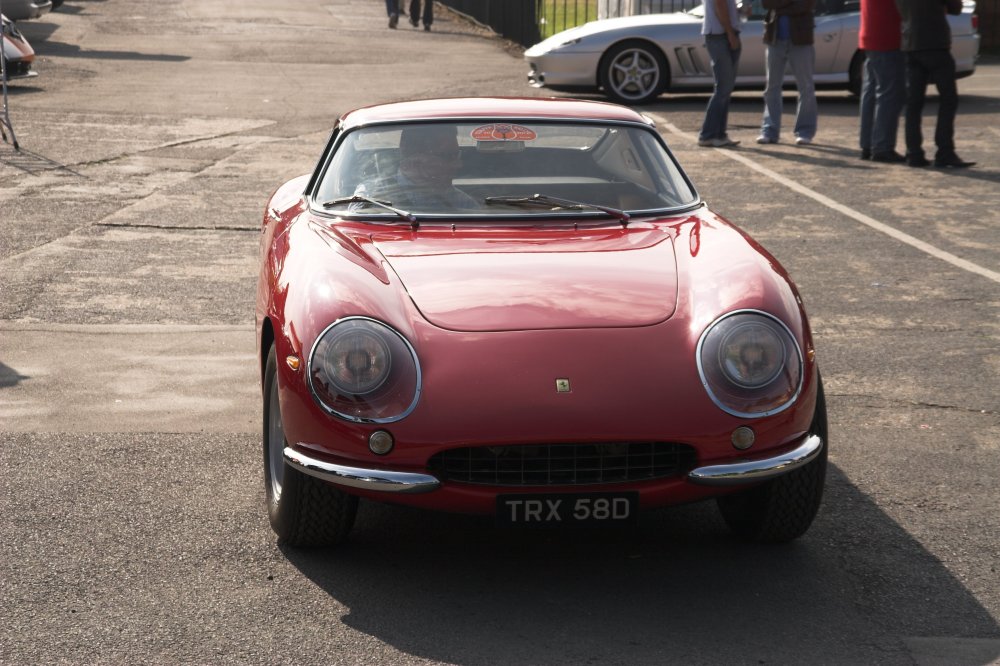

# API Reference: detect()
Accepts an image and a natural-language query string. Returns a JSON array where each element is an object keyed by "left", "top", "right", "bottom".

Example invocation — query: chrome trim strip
[
  {"left": 284, "top": 446, "right": 440, "bottom": 494},
  {"left": 686, "top": 434, "right": 823, "bottom": 486}
]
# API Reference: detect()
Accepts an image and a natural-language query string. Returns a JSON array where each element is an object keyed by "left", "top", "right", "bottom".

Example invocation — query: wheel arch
[{"left": 260, "top": 317, "right": 275, "bottom": 385}]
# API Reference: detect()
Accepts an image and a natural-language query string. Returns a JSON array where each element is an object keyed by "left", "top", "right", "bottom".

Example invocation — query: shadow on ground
[{"left": 283, "top": 465, "right": 1000, "bottom": 664}]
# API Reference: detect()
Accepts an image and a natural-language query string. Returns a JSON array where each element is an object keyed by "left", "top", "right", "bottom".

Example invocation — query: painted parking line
[{"left": 651, "top": 115, "right": 1000, "bottom": 285}]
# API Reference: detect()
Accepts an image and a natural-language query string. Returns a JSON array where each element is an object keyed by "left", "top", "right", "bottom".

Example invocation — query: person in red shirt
[{"left": 858, "top": 0, "right": 906, "bottom": 162}]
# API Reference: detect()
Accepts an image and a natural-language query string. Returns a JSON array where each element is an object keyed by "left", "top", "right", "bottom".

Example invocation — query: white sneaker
[
  {"left": 756, "top": 135, "right": 777, "bottom": 144},
  {"left": 698, "top": 136, "right": 740, "bottom": 148},
  {"left": 795, "top": 136, "right": 812, "bottom": 145}
]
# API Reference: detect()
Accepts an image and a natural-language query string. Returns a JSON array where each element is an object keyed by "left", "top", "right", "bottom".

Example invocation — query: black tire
[
  {"left": 263, "top": 344, "right": 357, "bottom": 547},
  {"left": 716, "top": 376, "right": 828, "bottom": 543},
  {"left": 599, "top": 40, "right": 669, "bottom": 106},
  {"left": 848, "top": 50, "right": 865, "bottom": 97}
]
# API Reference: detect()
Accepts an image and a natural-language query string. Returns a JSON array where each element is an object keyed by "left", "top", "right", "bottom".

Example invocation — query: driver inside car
[{"left": 355, "top": 124, "right": 478, "bottom": 212}]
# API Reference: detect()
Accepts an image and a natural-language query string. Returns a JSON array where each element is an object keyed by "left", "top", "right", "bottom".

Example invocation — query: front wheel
[
  {"left": 599, "top": 40, "right": 669, "bottom": 106},
  {"left": 716, "top": 376, "right": 828, "bottom": 543},
  {"left": 263, "top": 344, "right": 357, "bottom": 547}
]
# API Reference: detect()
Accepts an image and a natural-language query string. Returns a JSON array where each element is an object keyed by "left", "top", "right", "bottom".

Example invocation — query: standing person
[
  {"left": 698, "top": 0, "right": 744, "bottom": 147},
  {"left": 858, "top": 0, "right": 906, "bottom": 161},
  {"left": 756, "top": 0, "right": 817, "bottom": 145},
  {"left": 896, "top": 0, "right": 974, "bottom": 168},
  {"left": 409, "top": 0, "right": 434, "bottom": 31}
]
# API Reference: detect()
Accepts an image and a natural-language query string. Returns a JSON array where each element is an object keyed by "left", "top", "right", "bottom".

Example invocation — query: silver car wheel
[
  {"left": 267, "top": 374, "right": 285, "bottom": 500},
  {"left": 608, "top": 48, "right": 661, "bottom": 102}
]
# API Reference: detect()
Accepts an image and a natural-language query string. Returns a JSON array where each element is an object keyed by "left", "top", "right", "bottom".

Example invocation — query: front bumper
[
  {"left": 686, "top": 434, "right": 824, "bottom": 486},
  {"left": 285, "top": 432, "right": 823, "bottom": 495},
  {"left": 525, "top": 51, "right": 600, "bottom": 89},
  {"left": 285, "top": 447, "right": 440, "bottom": 494}
]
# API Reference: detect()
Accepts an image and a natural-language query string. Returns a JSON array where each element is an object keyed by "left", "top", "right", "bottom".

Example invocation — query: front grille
[{"left": 428, "top": 441, "right": 697, "bottom": 486}]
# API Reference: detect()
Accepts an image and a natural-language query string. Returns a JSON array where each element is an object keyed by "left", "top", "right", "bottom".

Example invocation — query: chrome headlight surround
[
  {"left": 696, "top": 310, "right": 803, "bottom": 418},
  {"left": 308, "top": 317, "right": 421, "bottom": 424}
]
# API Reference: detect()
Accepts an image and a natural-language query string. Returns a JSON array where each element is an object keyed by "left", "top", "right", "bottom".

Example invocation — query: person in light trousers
[
  {"left": 698, "top": 0, "right": 745, "bottom": 147},
  {"left": 756, "top": 0, "right": 817, "bottom": 145}
]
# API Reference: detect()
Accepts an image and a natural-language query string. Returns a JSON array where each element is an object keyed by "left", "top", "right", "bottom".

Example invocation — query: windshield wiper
[
  {"left": 322, "top": 195, "right": 417, "bottom": 227},
  {"left": 484, "top": 193, "right": 629, "bottom": 225}
]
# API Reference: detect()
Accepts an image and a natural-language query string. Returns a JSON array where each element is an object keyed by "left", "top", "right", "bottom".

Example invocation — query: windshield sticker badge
[{"left": 471, "top": 124, "right": 537, "bottom": 142}]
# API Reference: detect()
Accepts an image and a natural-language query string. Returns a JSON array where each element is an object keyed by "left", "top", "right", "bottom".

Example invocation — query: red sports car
[{"left": 257, "top": 97, "right": 827, "bottom": 546}]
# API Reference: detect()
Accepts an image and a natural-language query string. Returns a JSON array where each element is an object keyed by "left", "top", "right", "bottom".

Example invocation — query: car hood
[{"left": 372, "top": 226, "right": 678, "bottom": 332}]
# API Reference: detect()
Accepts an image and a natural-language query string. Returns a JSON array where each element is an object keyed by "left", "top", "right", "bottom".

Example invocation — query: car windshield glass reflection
[{"left": 315, "top": 121, "right": 698, "bottom": 217}]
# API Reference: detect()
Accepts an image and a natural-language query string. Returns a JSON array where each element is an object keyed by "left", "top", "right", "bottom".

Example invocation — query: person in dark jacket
[
  {"left": 896, "top": 0, "right": 974, "bottom": 168},
  {"left": 756, "top": 0, "right": 817, "bottom": 145}
]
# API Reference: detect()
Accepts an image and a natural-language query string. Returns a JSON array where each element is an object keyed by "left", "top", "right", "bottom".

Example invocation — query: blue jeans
[
  {"left": 760, "top": 40, "right": 817, "bottom": 141},
  {"left": 699, "top": 34, "right": 741, "bottom": 141},
  {"left": 859, "top": 50, "right": 905, "bottom": 154},
  {"left": 385, "top": 0, "right": 398, "bottom": 16}
]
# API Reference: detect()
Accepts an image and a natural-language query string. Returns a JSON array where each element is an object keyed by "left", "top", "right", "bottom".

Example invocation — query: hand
[{"left": 728, "top": 31, "right": 741, "bottom": 50}]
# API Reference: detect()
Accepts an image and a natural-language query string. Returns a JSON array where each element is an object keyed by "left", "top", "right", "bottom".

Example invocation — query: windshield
[{"left": 314, "top": 121, "right": 698, "bottom": 218}]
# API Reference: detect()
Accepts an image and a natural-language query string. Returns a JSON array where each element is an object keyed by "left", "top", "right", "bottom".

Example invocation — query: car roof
[{"left": 338, "top": 97, "right": 653, "bottom": 130}]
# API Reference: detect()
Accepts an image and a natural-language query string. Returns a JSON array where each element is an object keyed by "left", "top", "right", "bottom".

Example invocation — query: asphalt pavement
[{"left": 1, "top": 0, "right": 999, "bottom": 664}]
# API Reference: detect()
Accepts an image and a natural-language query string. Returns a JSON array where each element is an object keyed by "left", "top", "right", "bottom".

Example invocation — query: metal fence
[
  {"left": 439, "top": 0, "right": 695, "bottom": 47},
  {"left": 439, "top": 0, "right": 999, "bottom": 49},
  {"left": 437, "top": 0, "right": 542, "bottom": 45}
]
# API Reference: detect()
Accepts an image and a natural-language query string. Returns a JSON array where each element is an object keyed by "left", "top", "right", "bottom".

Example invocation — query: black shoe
[
  {"left": 933, "top": 155, "right": 975, "bottom": 169},
  {"left": 424, "top": 24, "right": 431, "bottom": 31},
  {"left": 388, "top": 13, "right": 398, "bottom": 28},
  {"left": 872, "top": 150, "right": 906, "bottom": 163},
  {"left": 410, "top": 18, "right": 419, "bottom": 27},
  {"left": 860, "top": 149, "right": 871, "bottom": 160},
  {"left": 906, "top": 155, "right": 930, "bottom": 167}
]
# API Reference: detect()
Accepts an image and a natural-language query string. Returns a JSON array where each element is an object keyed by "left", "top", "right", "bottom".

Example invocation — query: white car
[
  {"left": 0, "top": 0, "right": 51, "bottom": 22},
  {"left": 525, "top": 0, "right": 980, "bottom": 105}
]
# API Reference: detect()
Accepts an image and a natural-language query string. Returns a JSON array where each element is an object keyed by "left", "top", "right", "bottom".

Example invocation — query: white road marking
[{"left": 651, "top": 116, "right": 1000, "bottom": 285}]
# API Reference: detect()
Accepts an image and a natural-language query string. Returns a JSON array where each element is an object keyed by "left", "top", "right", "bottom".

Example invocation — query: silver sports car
[{"left": 525, "top": 0, "right": 980, "bottom": 105}]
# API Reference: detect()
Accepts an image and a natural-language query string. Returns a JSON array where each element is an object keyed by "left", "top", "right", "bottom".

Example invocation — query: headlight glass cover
[
  {"left": 309, "top": 317, "right": 421, "bottom": 423},
  {"left": 697, "top": 311, "right": 802, "bottom": 418}
]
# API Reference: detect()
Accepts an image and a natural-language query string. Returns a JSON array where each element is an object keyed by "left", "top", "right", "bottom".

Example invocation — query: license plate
[{"left": 496, "top": 492, "right": 638, "bottom": 527}]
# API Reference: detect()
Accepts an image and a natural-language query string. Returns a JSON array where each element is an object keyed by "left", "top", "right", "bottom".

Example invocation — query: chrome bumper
[
  {"left": 284, "top": 447, "right": 440, "bottom": 494},
  {"left": 286, "top": 433, "right": 823, "bottom": 494},
  {"left": 686, "top": 434, "right": 824, "bottom": 487}
]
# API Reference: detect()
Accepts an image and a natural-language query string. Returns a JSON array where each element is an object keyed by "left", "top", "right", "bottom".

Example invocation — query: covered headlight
[
  {"left": 308, "top": 317, "right": 421, "bottom": 423},
  {"left": 697, "top": 311, "right": 803, "bottom": 418}
]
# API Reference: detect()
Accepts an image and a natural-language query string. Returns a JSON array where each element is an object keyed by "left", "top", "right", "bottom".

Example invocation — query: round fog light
[
  {"left": 731, "top": 426, "right": 755, "bottom": 450},
  {"left": 368, "top": 430, "right": 394, "bottom": 455}
]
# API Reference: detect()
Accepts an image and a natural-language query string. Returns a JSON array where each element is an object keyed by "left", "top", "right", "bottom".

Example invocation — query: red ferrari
[{"left": 256, "top": 97, "right": 827, "bottom": 546}]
